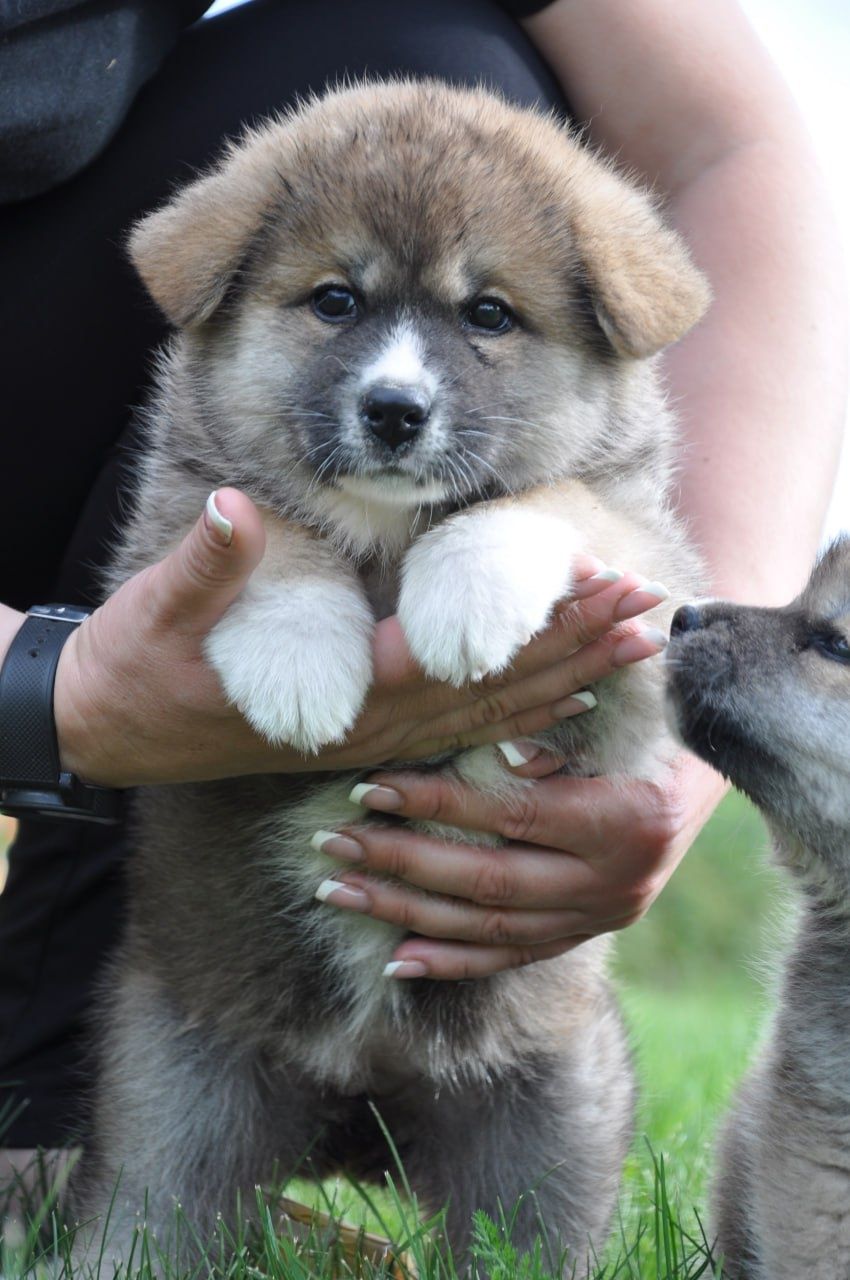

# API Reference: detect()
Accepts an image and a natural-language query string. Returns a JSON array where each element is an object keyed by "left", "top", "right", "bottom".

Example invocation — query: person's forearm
[
  {"left": 665, "top": 139, "right": 846, "bottom": 604},
  {"left": 524, "top": 0, "right": 848, "bottom": 605}
]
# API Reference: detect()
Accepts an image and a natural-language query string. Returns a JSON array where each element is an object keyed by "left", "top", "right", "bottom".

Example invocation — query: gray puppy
[
  {"left": 74, "top": 80, "right": 708, "bottom": 1266},
  {"left": 666, "top": 538, "right": 850, "bottom": 1280}
]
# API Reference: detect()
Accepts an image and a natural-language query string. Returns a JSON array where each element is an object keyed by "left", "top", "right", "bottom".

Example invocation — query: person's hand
[
  {"left": 53, "top": 489, "right": 671, "bottom": 788},
  {"left": 311, "top": 751, "right": 728, "bottom": 979}
]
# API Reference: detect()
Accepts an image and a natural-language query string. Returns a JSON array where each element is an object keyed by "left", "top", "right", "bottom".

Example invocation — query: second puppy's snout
[
  {"left": 671, "top": 604, "right": 703, "bottom": 636},
  {"left": 361, "top": 383, "right": 431, "bottom": 449}
]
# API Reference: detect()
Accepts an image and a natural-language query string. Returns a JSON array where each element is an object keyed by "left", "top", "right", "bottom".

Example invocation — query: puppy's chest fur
[{"left": 129, "top": 761, "right": 588, "bottom": 1091}]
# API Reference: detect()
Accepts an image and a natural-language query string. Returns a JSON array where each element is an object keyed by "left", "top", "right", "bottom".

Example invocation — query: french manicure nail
[
  {"left": 614, "top": 582, "right": 672, "bottom": 622},
  {"left": 551, "top": 689, "right": 598, "bottom": 717},
  {"left": 204, "top": 490, "right": 233, "bottom": 545},
  {"left": 310, "top": 830, "right": 364, "bottom": 861},
  {"left": 495, "top": 740, "right": 540, "bottom": 767},
  {"left": 315, "top": 879, "right": 371, "bottom": 911},
  {"left": 640, "top": 626, "right": 669, "bottom": 648},
  {"left": 613, "top": 627, "right": 669, "bottom": 665},
  {"left": 383, "top": 960, "right": 429, "bottom": 979},
  {"left": 348, "top": 783, "right": 404, "bottom": 811},
  {"left": 571, "top": 568, "right": 625, "bottom": 599}
]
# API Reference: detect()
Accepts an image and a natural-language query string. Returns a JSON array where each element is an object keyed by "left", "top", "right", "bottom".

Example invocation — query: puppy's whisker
[
  {"left": 462, "top": 448, "right": 516, "bottom": 496},
  {"left": 307, "top": 445, "right": 346, "bottom": 497},
  {"left": 476, "top": 414, "right": 545, "bottom": 432}
]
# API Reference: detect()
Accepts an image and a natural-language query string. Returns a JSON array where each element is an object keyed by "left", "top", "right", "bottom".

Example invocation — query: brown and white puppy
[
  {"left": 666, "top": 538, "right": 850, "bottom": 1280},
  {"left": 75, "top": 80, "right": 708, "bottom": 1267}
]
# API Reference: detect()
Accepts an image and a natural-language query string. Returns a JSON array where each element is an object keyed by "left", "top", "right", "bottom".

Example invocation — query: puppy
[
  {"left": 666, "top": 538, "right": 850, "bottom": 1280},
  {"left": 75, "top": 80, "right": 708, "bottom": 1266}
]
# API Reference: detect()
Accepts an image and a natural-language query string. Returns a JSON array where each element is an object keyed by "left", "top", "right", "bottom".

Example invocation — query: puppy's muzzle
[{"left": 360, "top": 383, "right": 431, "bottom": 451}]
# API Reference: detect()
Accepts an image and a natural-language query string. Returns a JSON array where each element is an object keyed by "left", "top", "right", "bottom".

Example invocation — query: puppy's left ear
[
  {"left": 570, "top": 162, "right": 711, "bottom": 358},
  {"left": 128, "top": 128, "right": 283, "bottom": 327}
]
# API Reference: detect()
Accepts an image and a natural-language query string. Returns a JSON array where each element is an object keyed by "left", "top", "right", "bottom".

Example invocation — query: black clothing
[
  {"left": 0, "top": 0, "right": 556, "bottom": 202},
  {"left": 0, "top": 0, "right": 567, "bottom": 1147},
  {"left": 0, "top": 0, "right": 211, "bottom": 202}
]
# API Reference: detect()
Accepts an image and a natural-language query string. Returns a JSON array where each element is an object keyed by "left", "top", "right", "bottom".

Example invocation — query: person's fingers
[
  {"left": 379, "top": 936, "right": 590, "bottom": 981},
  {"left": 347, "top": 770, "right": 646, "bottom": 851},
  {"left": 312, "top": 824, "right": 591, "bottom": 908},
  {"left": 491, "top": 742, "right": 566, "bottom": 778},
  {"left": 316, "top": 872, "right": 588, "bottom": 944},
  {"left": 373, "top": 561, "right": 667, "bottom": 708},
  {"left": 612, "top": 579, "right": 671, "bottom": 623},
  {"left": 142, "top": 488, "right": 267, "bottom": 636},
  {"left": 505, "top": 570, "right": 657, "bottom": 678},
  {"left": 407, "top": 621, "right": 667, "bottom": 756}
]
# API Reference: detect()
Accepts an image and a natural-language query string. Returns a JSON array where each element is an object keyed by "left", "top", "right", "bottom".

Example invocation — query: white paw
[
  {"left": 398, "top": 508, "right": 581, "bottom": 684},
  {"left": 205, "top": 578, "right": 374, "bottom": 753}
]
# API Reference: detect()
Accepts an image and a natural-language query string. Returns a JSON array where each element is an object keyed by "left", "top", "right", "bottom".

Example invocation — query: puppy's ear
[
  {"left": 570, "top": 162, "right": 711, "bottom": 358},
  {"left": 128, "top": 132, "right": 282, "bottom": 327}
]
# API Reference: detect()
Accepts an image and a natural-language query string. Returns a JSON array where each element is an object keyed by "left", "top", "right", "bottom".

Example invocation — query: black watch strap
[{"left": 0, "top": 605, "right": 123, "bottom": 824}]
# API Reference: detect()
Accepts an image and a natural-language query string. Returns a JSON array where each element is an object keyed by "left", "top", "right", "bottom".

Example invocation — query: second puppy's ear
[
  {"left": 127, "top": 130, "right": 283, "bottom": 327},
  {"left": 570, "top": 161, "right": 711, "bottom": 358}
]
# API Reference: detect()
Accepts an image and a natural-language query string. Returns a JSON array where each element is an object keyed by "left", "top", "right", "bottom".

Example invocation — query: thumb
[{"left": 144, "top": 488, "right": 267, "bottom": 636}]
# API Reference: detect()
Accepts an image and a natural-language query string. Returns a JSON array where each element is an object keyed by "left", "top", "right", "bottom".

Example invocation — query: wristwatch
[{"left": 0, "top": 605, "right": 123, "bottom": 823}]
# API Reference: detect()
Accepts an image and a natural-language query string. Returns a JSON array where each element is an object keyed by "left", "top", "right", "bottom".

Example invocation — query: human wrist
[
  {"left": 52, "top": 623, "right": 115, "bottom": 786},
  {"left": 0, "top": 604, "right": 101, "bottom": 783},
  {"left": 0, "top": 606, "right": 123, "bottom": 820}
]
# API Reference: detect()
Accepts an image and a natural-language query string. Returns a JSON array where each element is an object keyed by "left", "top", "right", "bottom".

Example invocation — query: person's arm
[
  {"left": 525, "top": 0, "right": 847, "bottom": 602},
  {"left": 312, "top": 0, "right": 848, "bottom": 978}
]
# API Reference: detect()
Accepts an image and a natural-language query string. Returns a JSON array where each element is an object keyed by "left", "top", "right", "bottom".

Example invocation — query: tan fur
[{"left": 129, "top": 80, "right": 709, "bottom": 351}]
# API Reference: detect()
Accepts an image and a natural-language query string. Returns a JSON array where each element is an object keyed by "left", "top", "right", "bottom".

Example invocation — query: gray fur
[
  {"left": 74, "top": 80, "right": 708, "bottom": 1268},
  {"left": 667, "top": 537, "right": 850, "bottom": 1279}
]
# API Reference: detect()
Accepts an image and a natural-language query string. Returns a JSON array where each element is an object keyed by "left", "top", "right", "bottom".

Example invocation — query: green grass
[{"left": 0, "top": 791, "right": 789, "bottom": 1277}]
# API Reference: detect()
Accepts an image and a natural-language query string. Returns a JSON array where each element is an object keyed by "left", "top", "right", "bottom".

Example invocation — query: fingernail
[
  {"left": 495, "top": 740, "right": 540, "bottom": 768},
  {"left": 349, "top": 783, "right": 404, "bottom": 811},
  {"left": 639, "top": 625, "right": 669, "bottom": 648},
  {"left": 613, "top": 626, "right": 669, "bottom": 665},
  {"left": 551, "top": 689, "right": 598, "bottom": 717},
  {"left": 310, "top": 830, "right": 364, "bottom": 862},
  {"left": 204, "top": 491, "right": 233, "bottom": 546},
  {"left": 613, "top": 582, "right": 671, "bottom": 622},
  {"left": 383, "top": 960, "right": 429, "bottom": 979},
  {"left": 315, "top": 879, "right": 371, "bottom": 911},
  {"left": 571, "top": 568, "right": 625, "bottom": 599}
]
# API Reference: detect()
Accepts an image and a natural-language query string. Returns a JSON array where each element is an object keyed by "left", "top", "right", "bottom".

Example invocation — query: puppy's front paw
[
  {"left": 205, "top": 578, "right": 374, "bottom": 753},
  {"left": 398, "top": 509, "right": 580, "bottom": 684}
]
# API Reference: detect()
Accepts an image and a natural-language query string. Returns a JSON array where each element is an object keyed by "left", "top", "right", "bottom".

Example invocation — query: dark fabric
[
  {"left": 0, "top": 0, "right": 568, "bottom": 1148},
  {"left": 494, "top": 0, "right": 555, "bottom": 13},
  {"left": 0, "top": 0, "right": 555, "bottom": 203},
  {"left": 0, "top": 0, "right": 212, "bottom": 202}
]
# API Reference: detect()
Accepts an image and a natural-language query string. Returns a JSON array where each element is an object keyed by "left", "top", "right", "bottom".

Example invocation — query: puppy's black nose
[
  {"left": 361, "top": 384, "right": 430, "bottom": 450},
  {"left": 671, "top": 605, "right": 703, "bottom": 636}
]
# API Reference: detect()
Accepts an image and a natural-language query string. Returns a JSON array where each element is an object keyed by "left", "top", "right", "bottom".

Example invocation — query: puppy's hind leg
[
  {"left": 398, "top": 1035, "right": 634, "bottom": 1272},
  {"left": 71, "top": 968, "right": 317, "bottom": 1269},
  {"left": 711, "top": 1105, "right": 762, "bottom": 1279}
]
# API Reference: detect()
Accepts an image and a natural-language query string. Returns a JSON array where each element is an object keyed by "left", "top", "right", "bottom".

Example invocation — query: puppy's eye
[
  {"left": 465, "top": 297, "right": 513, "bottom": 334},
  {"left": 812, "top": 632, "right": 850, "bottom": 663},
  {"left": 312, "top": 285, "right": 358, "bottom": 323}
]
